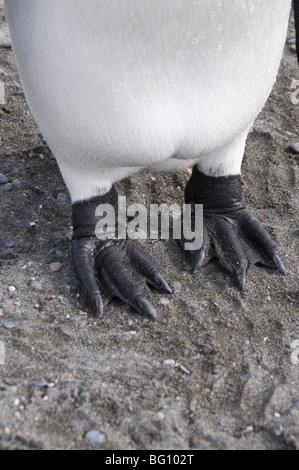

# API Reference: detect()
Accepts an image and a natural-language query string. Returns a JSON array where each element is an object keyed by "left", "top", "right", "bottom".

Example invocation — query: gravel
[
  {"left": 291, "top": 142, "right": 299, "bottom": 153},
  {"left": 84, "top": 430, "right": 106, "bottom": 444},
  {"left": 33, "top": 379, "right": 48, "bottom": 388},
  {"left": 162, "top": 359, "right": 175, "bottom": 366},
  {"left": 272, "top": 423, "right": 283, "bottom": 437},
  {"left": 202, "top": 345, "right": 213, "bottom": 355},
  {"left": 3, "top": 182, "right": 13, "bottom": 191},
  {"left": 12, "top": 179, "right": 21, "bottom": 187},
  {"left": 3, "top": 323, "right": 15, "bottom": 330},
  {"left": 0, "top": 173, "right": 8, "bottom": 183},
  {"left": 178, "top": 364, "right": 191, "bottom": 375}
]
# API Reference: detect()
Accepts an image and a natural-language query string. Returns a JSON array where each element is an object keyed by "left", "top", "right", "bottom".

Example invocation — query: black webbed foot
[
  {"left": 184, "top": 166, "right": 286, "bottom": 290},
  {"left": 71, "top": 186, "right": 171, "bottom": 317}
]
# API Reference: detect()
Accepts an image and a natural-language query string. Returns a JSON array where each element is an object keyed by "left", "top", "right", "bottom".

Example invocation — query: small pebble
[
  {"left": 291, "top": 142, "right": 299, "bottom": 153},
  {"left": 71, "top": 388, "right": 79, "bottom": 399},
  {"left": 12, "top": 179, "right": 21, "bottom": 188},
  {"left": 272, "top": 423, "right": 283, "bottom": 437},
  {"left": 244, "top": 425, "right": 254, "bottom": 433},
  {"left": 3, "top": 322, "right": 15, "bottom": 330},
  {"left": 3, "top": 183, "right": 13, "bottom": 192},
  {"left": 33, "top": 379, "right": 47, "bottom": 388},
  {"left": 0, "top": 173, "right": 8, "bottom": 184},
  {"left": 5, "top": 242, "right": 15, "bottom": 249},
  {"left": 178, "top": 364, "right": 190, "bottom": 375},
  {"left": 84, "top": 430, "right": 105, "bottom": 444},
  {"left": 163, "top": 359, "right": 175, "bottom": 366},
  {"left": 159, "top": 298, "right": 170, "bottom": 306},
  {"left": 203, "top": 345, "right": 213, "bottom": 355},
  {"left": 8, "top": 285, "right": 16, "bottom": 292},
  {"left": 50, "top": 262, "right": 63, "bottom": 272}
]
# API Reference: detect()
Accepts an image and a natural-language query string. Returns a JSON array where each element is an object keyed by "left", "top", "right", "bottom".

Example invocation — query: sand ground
[{"left": 0, "top": 2, "right": 298, "bottom": 450}]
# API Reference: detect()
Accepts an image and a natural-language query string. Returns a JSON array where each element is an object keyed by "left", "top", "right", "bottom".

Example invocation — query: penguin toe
[
  {"left": 186, "top": 207, "right": 286, "bottom": 289},
  {"left": 72, "top": 237, "right": 171, "bottom": 317},
  {"left": 95, "top": 239, "right": 171, "bottom": 318},
  {"left": 71, "top": 237, "right": 104, "bottom": 314},
  {"left": 125, "top": 241, "right": 172, "bottom": 294}
]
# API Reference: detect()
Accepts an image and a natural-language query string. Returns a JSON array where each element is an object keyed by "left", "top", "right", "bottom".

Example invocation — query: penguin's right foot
[
  {"left": 184, "top": 166, "right": 287, "bottom": 289},
  {"left": 71, "top": 187, "right": 172, "bottom": 318}
]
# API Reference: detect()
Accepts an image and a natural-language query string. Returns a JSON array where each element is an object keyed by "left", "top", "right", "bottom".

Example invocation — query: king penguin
[{"left": 4, "top": 0, "right": 298, "bottom": 317}]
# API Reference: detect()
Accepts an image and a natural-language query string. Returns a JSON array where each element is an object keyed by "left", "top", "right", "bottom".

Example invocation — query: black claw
[
  {"left": 272, "top": 252, "right": 287, "bottom": 276},
  {"left": 135, "top": 295, "right": 157, "bottom": 319},
  {"left": 94, "top": 293, "right": 103, "bottom": 314},
  {"left": 235, "top": 261, "right": 247, "bottom": 290},
  {"left": 152, "top": 272, "right": 172, "bottom": 294},
  {"left": 192, "top": 247, "right": 206, "bottom": 273},
  {"left": 71, "top": 238, "right": 104, "bottom": 314}
]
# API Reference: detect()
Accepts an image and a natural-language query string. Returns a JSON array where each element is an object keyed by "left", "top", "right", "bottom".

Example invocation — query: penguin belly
[{"left": 5, "top": 0, "right": 291, "bottom": 202}]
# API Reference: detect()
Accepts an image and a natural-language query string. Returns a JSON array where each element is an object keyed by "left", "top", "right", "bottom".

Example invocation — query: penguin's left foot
[
  {"left": 184, "top": 166, "right": 287, "bottom": 290},
  {"left": 71, "top": 187, "right": 172, "bottom": 317}
]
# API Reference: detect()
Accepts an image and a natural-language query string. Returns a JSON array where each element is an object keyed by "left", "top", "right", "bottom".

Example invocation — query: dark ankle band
[
  {"left": 72, "top": 186, "right": 118, "bottom": 239},
  {"left": 185, "top": 166, "right": 245, "bottom": 213}
]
